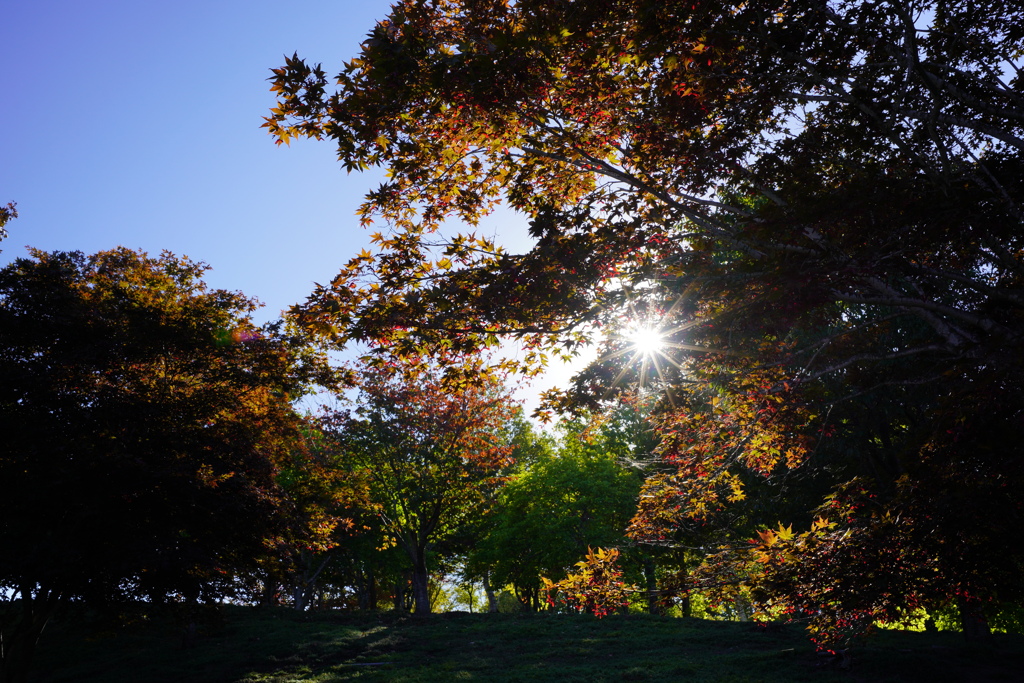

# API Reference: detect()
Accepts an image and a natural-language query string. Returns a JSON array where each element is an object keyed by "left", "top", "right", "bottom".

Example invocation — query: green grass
[{"left": 28, "top": 607, "right": 1024, "bottom": 683}]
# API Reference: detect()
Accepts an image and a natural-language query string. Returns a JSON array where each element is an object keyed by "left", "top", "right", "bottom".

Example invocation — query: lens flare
[{"left": 628, "top": 326, "right": 664, "bottom": 357}]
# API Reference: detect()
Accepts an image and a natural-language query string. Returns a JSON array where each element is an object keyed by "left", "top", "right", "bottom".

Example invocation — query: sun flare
[{"left": 628, "top": 326, "right": 665, "bottom": 357}]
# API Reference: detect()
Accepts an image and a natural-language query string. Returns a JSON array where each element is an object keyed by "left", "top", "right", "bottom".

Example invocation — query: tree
[
  {"left": 269, "top": 0, "right": 1023, "bottom": 380},
  {"left": 325, "top": 354, "right": 518, "bottom": 614},
  {"left": 0, "top": 202, "right": 15, "bottom": 241},
  {"left": 733, "top": 381, "right": 1024, "bottom": 649},
  {"left": 471, "top": 418, "right": 641, "bottom": 611},
  {"left": 253, "top": 420, "right": 372, "bottom": 612},
  {"left": 268, "top": 0, "right": 1024, "bottom": 643},
  {"left": 0, "top": 248, "right": 337, "bottom": 682},
  {"left": 458, "top": 409, "right": 554, "bottom": 612}
]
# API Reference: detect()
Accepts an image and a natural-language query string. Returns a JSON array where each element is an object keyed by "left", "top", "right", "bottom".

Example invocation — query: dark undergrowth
[{"left": 26, "top": 606, "right": 1024, "bottom": 682}]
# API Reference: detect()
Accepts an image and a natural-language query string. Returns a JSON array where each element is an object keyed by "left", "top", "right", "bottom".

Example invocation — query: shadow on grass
[{"left": 28, "top": 607, "right": 1024, "bottom": 683}]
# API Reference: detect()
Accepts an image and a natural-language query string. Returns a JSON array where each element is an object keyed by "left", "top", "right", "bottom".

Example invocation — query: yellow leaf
[{"left": 811, "top": 516, "right": 832, "bottom": 532}]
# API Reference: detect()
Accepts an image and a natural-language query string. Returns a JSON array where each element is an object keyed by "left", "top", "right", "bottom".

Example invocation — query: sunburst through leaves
[
  {"left": 585, "top": 287, "right": 713, "bottom": 407},
  {"left": 626, "top": 325, "right": 664, "bottom": 358}
]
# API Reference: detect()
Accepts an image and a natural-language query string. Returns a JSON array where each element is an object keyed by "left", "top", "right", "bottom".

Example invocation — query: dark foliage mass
[{"left": 0, "top": 248, "right": 335, "bottom": 682}]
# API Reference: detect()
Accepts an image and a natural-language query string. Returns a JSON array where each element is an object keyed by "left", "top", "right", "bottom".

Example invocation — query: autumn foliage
[
  {"left": 0, "top": 248, "right": 343, "bottom": 681},
  {"left": 543, "top": 547, "right": 632, "bottom": 619},
  {"left": 264, "top": 0, "right": 1024, "bottom": 648},
  {"left": 324, "top": 353, "right": 519, "bottom": 614}
]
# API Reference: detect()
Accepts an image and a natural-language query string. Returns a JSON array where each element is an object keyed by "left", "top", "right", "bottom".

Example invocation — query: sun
[
  {"left": 627, "top": 325, "right": 665, "bottom": 357},
  {"left": 580, "top": 285, "right": 712, "bottom": 404}
]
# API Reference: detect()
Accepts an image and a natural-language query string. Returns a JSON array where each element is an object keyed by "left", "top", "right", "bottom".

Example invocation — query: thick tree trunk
[
  {"left": 411, "top": 551, "right": 431, "bottom": 614},
  {"left": 292, "top": 584, "right": 307, "bottom": 612},
  {"left": 367, "top": 569, "right": 378, "bottom": 610},
  {"left": 358, "top": 567, "right": 378, "bottom": 610},
  {"left": 291, "top": 552, "right": 332, "bottom": 612},
  {"left": 677, "top": 564, "right": 692, "bottom": 618},
  {"left": 735, "top": 596, "right": 750, "bottom": 622},
  {"left": 482, "top": 571, "right": 498, "bottom": 613},
  {"left": 357, "top": 574, "right": 370, "bottom": 610},
  {"left": 393, "top": 579, "right": 405, "bottom": 612},
  {"left": 259, "top": 575, "right": 280, "bottom": 607}
]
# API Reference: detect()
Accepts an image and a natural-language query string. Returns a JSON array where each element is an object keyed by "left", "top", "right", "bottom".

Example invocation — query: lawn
[{"left": 27, "top": 607, "right": 1024, "bottom": 682}]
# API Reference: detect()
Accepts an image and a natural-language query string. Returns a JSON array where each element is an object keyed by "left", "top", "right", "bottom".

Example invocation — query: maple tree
[
  {"left": 323, "top": 354, "right": 518, "bottom": 614},
  {"left": 267, "top": 0, "right": 1023, "bottom": 382},
  {"left": 268, "top": 0, "right": 1024, "bottom": 642},
  {"left": 0, "top": 201, "right": 15, "bottom": 241},
  {"left": 544, "top": 547, "right": 633, "bottom": 618},
  {"left": 734, "top": 381, "right": 1024, "bottom": 648},
  {"left": 0, "top": 248, "right": 339, "bottom": 682}
]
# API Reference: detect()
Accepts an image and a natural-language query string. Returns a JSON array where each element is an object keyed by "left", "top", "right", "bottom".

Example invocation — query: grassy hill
[{"left": 28, "top": 607, "right": 1024, "bottom": 682}]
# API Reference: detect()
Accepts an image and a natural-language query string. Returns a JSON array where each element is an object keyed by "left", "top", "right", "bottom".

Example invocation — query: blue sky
[
  {"left": 3, "top": 0, "right": 398, "bottom": 317},
  {"left": 1, "top": 0, "right": 581, "bottom": 412}
]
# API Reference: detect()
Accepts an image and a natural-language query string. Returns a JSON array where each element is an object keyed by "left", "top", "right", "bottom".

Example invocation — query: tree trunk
[
  {"left": 367, "top": 569, "right": 378, "bottom": 610},
  {"left": 292, "top": 584, "right": 306, "bottom": 612},
  {"left": 643, "top": 558, "right": 660, "bottom": 615},
  {"left": 357, "top": 572, "right": 370, "bottom": 610},
  {"left": 259, "top": 574, "right": 280, "bottom": 607},
  {"left": 958, "top": 597, "right": 994, "bottom": 646},
  {"left": 515, "top": 586, "right": 536, "bottom": 612},
  {"left": 291, "top": 552, "right": 333, "bottom": 612},
  {"left": 393, "top": 579, "right": 405, "bottom": 612},
  {"left": 1, "top": 586, "right": 62, "bottom": 683},
  {"left": 358, "top": 567, "right": 378, "bottom": 611},
  {"left": 411, "top": 550, "right": 431, "bottom": 614},
  {"left": 482, "top": 571, "right": 498, "bottom": 613},
  {"left": 735, "top": 596, "right": 750, "bottom": 622},
  {"left": 677, "top": 563, "right": 692, "bottom": 618}
]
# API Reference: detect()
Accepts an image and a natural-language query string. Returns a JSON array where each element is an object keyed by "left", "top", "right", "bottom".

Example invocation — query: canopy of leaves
[
  {"left": 324, "top": 354, "right": 519, "bottom": 612},
  {"left": 0, "top": 248, "right": 336, "bottom": 606},
  {"left": 270, "top": 0, "right": 1024, "bottom": 395},
  {"left": 268, "top": 0, "right": 1024, "bottom": 643},
  {"left": 0, "top": 201, "right": 15, "bottom": 241},
  {"left": 471, "top": 421, "right": 641, "bottom": 596}
]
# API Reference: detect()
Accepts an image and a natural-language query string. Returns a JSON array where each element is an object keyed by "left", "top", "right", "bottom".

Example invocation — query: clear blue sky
[
  {"left": 2, "top": 0, "right": 399, "bottom": 318},
  {"left": 1, "top": 0, "right": 582, "bottom": 412}
]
